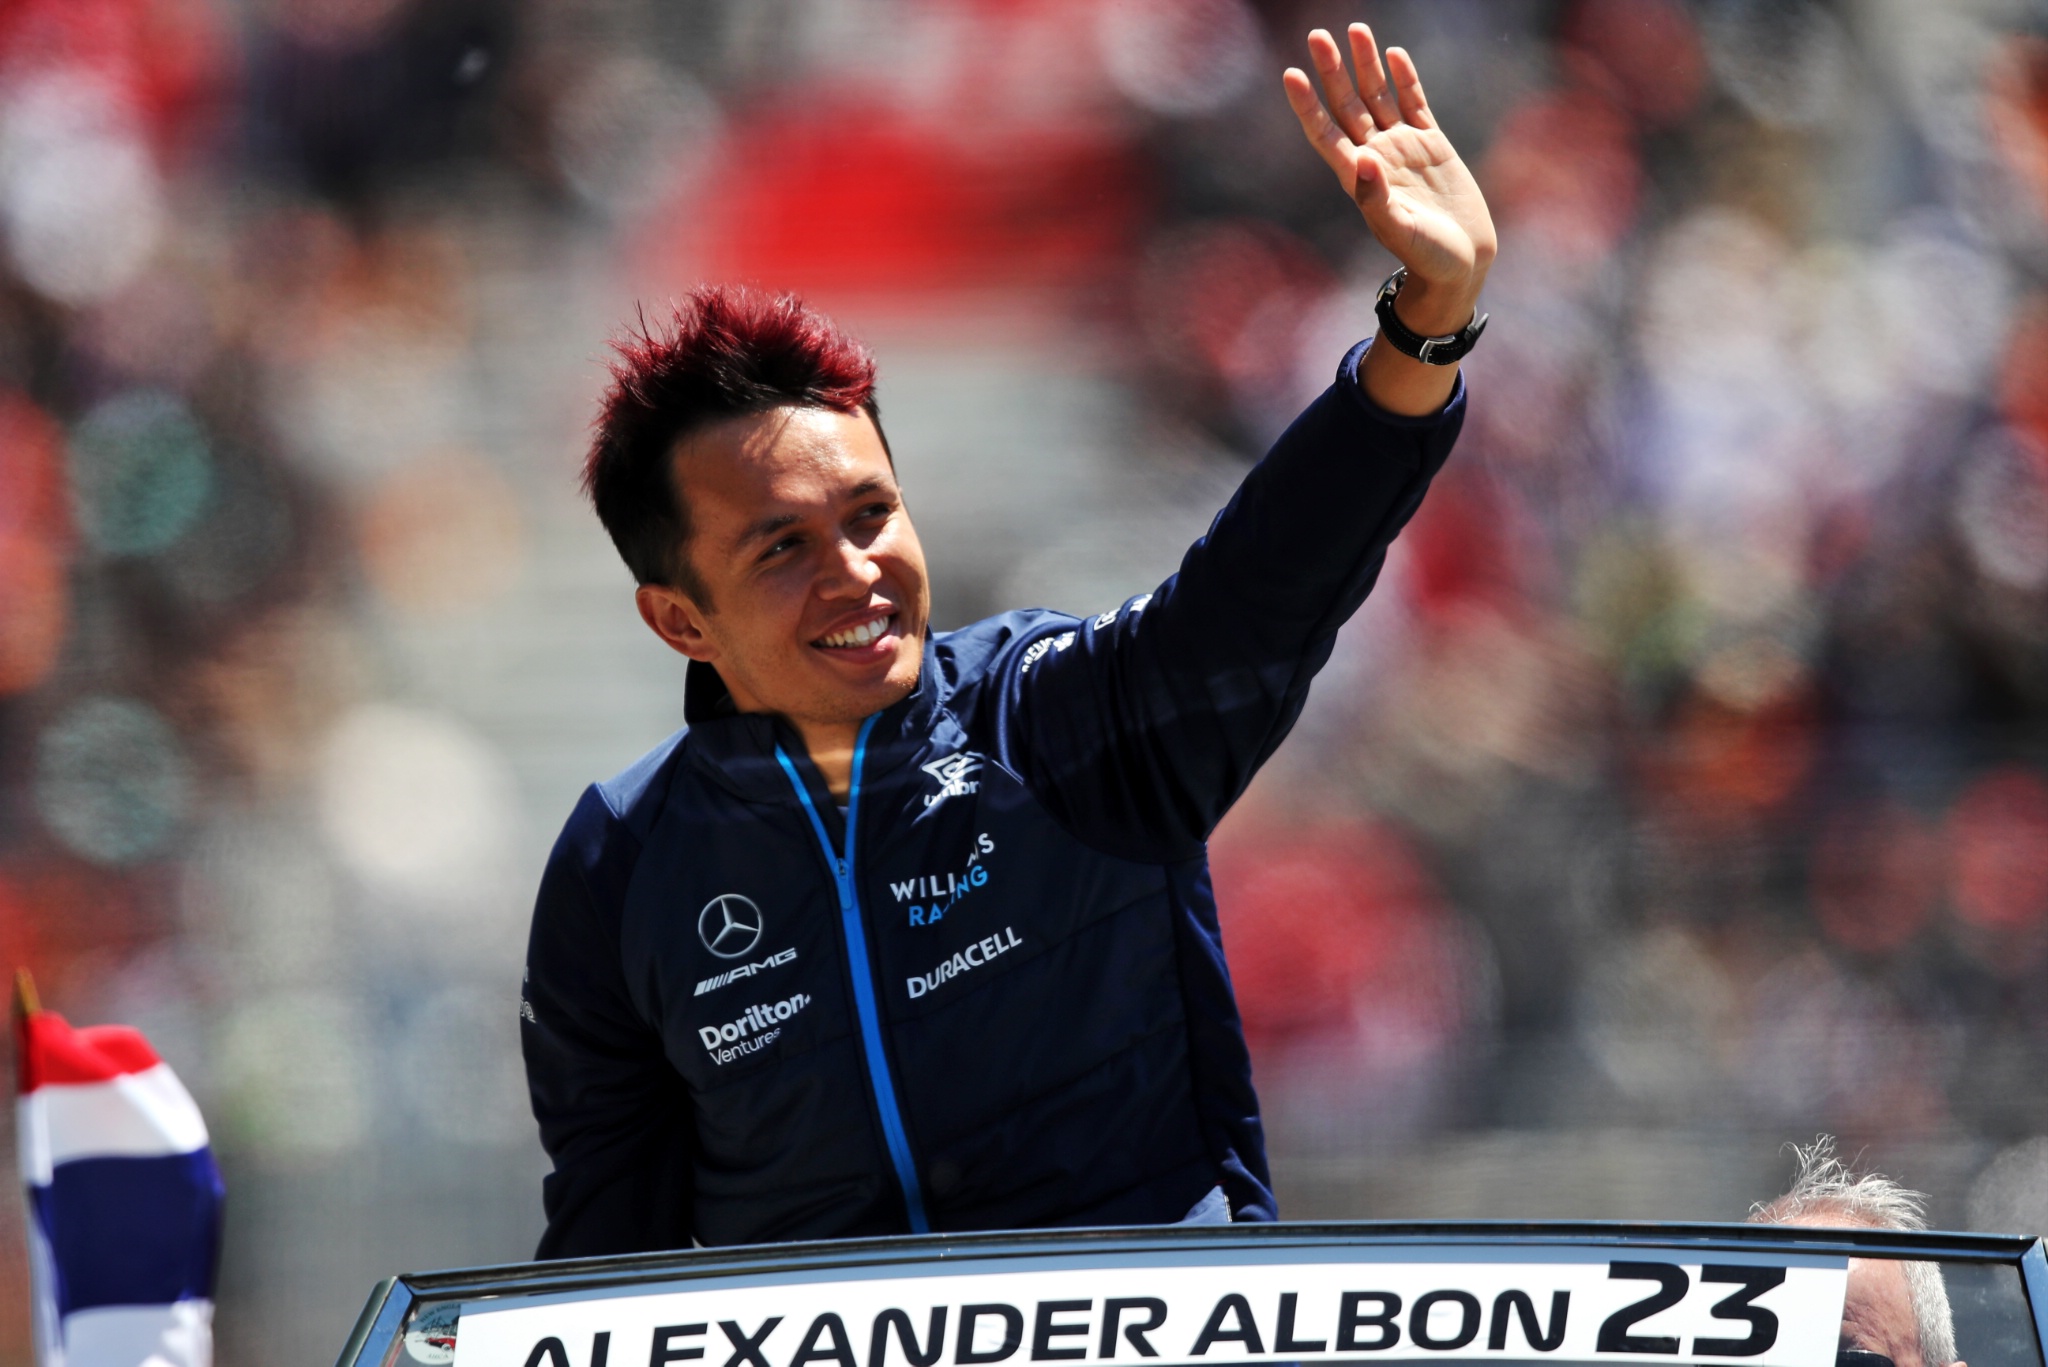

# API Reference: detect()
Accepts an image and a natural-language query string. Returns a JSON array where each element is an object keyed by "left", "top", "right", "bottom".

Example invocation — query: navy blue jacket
[{"left": 521, "top": 342, "right": 1465, "bottom": 1255}]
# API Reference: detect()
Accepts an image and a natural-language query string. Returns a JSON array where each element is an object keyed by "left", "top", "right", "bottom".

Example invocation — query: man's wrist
[{"left": 1391, "top": 273, "right": 1484, "bottom": 338}]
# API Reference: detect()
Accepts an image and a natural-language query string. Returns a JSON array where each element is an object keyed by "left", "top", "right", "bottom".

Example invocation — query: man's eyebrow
[
  {"left": 732, "top": 481, "right": 895, "bottom": 551},
  {"left": 734, "top": 512, "right": 800, "bottom": 550}
]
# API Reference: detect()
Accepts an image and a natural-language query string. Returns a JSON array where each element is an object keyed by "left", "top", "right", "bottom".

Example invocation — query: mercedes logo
[{"left": 698, "top": 893, "right": 765, "bottom": 959}]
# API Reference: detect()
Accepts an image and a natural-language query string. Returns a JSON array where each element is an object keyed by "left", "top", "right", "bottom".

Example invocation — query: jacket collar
[
  {"left": 683, "top": 657, "right": 740, "bottom": 724},
  {"left": 680, "top": 645, "right": 958, "bottom": 804}
]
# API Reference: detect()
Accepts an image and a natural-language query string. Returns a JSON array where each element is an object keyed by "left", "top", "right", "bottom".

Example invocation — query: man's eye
[
  {"left": 857, "top": 503, "right": 892, "bottom": 521},
  {"left": 761, "top": 537, "right": 800, "bottom": 561}
]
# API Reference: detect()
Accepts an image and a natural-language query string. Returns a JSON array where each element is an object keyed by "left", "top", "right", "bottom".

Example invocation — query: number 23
[{"left": 1597, "top": 1262, "right": 1787, "bottom": 1357}]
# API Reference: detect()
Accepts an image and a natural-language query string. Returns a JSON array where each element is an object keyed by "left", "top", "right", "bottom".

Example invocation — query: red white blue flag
[{"left": 16, "top": 1002, "right": 224, "bottom": 1367}]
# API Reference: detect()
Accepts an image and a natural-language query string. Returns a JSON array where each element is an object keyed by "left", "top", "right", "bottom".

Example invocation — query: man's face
[
  {"left": 1837, "top": 1255, "right": 1928, "bottom": 1367},
  {"left": 1780, "top": 1217, "right": 1958, "bottom": 1367},
  {"left": 639, "top": 405, "right": 929, "bottom": 728}
]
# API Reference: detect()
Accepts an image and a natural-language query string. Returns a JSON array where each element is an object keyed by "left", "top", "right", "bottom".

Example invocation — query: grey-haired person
[{"left": 1752, "top": 1139, "right": 1964, "bottom": 1367}]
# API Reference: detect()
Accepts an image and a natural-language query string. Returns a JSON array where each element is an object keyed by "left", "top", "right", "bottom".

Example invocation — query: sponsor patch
[
  {"left": 699, "top": 893, "right": 765, "bottom": 958},
  {"left": 695, "top": 947, "right": 798, "bottom": 997},
  {"left": 907, "top": 927, "right": 1022, "bottom": 998},
  {"left": 699, "top": 992, "right": 810, "bottom": 1065},
  {"left": 891, "top": 833, "right": 996, "bottom": 927},
  {"left": 1019, "top": 631, "right": 1076, "bottom": 674},
  {"left": 921, "top": 751, "right": 982, "bottom": 808},
  {"left": 1093, "top": 593, "right": 1153, "bottom": 631}
]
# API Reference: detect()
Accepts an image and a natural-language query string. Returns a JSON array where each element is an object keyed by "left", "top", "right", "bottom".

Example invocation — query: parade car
[{"left": 333, "top": 1222, "right": 2048, "bottom": 1367}]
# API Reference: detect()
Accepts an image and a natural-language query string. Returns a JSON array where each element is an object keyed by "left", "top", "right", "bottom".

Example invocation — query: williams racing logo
[
  {"left": 700, "top": 992, "right": 810, "bottom": 1065},
  {"left": 891, "top": 832, "right": 996, "bottom": 927},
  {"left": 920, "top": 751, "right": 981, "bottom": 808}
]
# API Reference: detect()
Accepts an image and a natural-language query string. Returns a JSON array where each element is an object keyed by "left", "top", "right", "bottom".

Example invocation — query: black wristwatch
[{"left": 1373, "top": 267, "right": 1487, "bottom": 365}]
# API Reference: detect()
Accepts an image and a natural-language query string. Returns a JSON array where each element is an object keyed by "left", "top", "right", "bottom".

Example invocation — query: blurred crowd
[{"left": 3, "top": 0, "right": 2048, "bottom": 1362}]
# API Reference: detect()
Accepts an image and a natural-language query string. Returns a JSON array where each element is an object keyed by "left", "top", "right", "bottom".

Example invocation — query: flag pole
[
  {"left": 13, "top": 968, "right": 37, "bottom": 1102},
  {"left": 13, "top": 966, "right": 45, "bottom": 1367}
]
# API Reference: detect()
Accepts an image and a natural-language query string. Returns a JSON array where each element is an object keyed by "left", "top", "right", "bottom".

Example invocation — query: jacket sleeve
[
  {"left": 988, "top": 341, "right": 1464, "bottom": 862},
  {"left": 522, "top": 786, "right": 695, "bottom": 1257}
]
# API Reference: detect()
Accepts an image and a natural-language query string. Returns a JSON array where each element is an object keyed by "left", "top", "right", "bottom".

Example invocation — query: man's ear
[{"left": 636, "top": 583, "right": 718, "bottom": 662}]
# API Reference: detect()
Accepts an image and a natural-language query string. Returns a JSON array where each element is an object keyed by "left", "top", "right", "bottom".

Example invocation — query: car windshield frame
[{"left": 333, "top": 1221, "right": 2048, "bottom": 1367}]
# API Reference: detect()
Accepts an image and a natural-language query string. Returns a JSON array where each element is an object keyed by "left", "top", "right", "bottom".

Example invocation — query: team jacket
[{"left": 521, "top": 342, "right": 1466, "bottom": 1255}]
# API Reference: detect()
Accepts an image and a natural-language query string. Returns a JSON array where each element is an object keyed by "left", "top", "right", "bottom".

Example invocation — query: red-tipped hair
[{"left": 583, "top": 285, "right": 882, "bottom": 599}]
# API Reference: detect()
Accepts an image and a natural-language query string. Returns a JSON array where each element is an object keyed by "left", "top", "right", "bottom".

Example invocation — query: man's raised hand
[{"left": 1283, "top": 24, "right": 1496, "bottom": 404}]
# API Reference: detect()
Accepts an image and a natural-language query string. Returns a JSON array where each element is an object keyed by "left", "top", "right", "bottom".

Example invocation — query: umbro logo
[
  {"left": 698, "top": 893, "right": 765, "bottom": 959},
  {"left": 921, "top": 751, "right": 982, "bottom": 809}
]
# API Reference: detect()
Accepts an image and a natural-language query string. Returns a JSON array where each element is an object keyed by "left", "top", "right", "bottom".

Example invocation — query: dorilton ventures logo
[
  {"left": 699, "top": 992, "right": 811, "bottom": 1065},
  {"left": 693, "top": 946, "right": 797, "bottom": 997},
  {"left": 697, "top": 893, "right": 764, "bottom": 959},
  {"left": 907, "top": 927, "right": 1022, "bottom": 998}
]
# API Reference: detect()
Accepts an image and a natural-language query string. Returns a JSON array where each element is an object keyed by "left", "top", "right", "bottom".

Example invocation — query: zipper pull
[{"left": 837, "top": 859, "right": 849, "bottom": 881}]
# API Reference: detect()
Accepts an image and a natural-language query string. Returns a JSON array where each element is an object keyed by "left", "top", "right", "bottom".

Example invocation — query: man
[
  {"left": 1752, "top": 1139, "right": 1966, "bottom": 1367},
  {"left": 521, "top": 24, "right": 1495, "bottom": 1254}
]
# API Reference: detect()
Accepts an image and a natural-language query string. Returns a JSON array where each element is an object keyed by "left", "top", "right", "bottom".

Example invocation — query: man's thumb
[{"left": 1351, "top": 150, "right": 1392, "bottom": 212}]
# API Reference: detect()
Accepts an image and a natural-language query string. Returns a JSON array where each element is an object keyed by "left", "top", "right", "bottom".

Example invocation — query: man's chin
[
  {"left": 863, "top": 657, "right": 922, "bottom": 714},
  {"left": 793, "top": 652, "right": 921, "bottom": 725}
]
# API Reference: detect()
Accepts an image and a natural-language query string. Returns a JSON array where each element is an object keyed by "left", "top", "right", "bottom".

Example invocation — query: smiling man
[{"left": 521, "top": 25, "right": 1495, "bottom": 1254}]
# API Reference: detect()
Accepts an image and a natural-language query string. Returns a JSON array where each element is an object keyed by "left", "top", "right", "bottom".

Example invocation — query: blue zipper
[{"left": 773, "top": 716, "right": 931, "bottom": 1233}]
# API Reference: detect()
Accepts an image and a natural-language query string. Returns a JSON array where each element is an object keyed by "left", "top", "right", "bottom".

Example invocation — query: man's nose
[{"left": 818, "top": 538, "right": 882, "bottom": 596}]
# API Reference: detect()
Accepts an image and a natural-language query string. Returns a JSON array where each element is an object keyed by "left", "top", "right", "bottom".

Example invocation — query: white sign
[{"left": 452, "top": 1247, "right": 1848, "bottom": 1367}]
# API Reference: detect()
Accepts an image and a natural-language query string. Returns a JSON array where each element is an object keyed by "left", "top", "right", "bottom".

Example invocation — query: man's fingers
[
  {"left": 1384, "top": 45, "right": 1438, "bottom": 130},
  {"left": 1347, "top": 23, "right": 1401, "bottom": 131},
  {"left": 1282, "top": 67, "right": 1358, "bottom": 183},
  {"left": 1305, "top": 28, "right": 1374, "bottom": 144}
]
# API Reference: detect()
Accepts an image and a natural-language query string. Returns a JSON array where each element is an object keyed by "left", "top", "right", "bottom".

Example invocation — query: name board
[{"left": 452, "top": 1248, "right": 1848, "bottom": 1367}]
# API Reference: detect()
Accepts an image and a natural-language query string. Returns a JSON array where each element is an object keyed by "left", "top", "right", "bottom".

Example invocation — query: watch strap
[{"left": 1373, "top": 267, "right": 1487, "bottom": 365}]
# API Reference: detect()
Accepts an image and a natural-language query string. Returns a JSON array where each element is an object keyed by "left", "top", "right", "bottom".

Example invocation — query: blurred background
[{"left": 2, "top": 0, "right": 2048, "bottom": 1360}]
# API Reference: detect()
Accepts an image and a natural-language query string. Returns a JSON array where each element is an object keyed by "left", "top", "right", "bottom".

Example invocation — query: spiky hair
[{"left": 583, "top": 284, "right": 882, "bottom": 603}]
